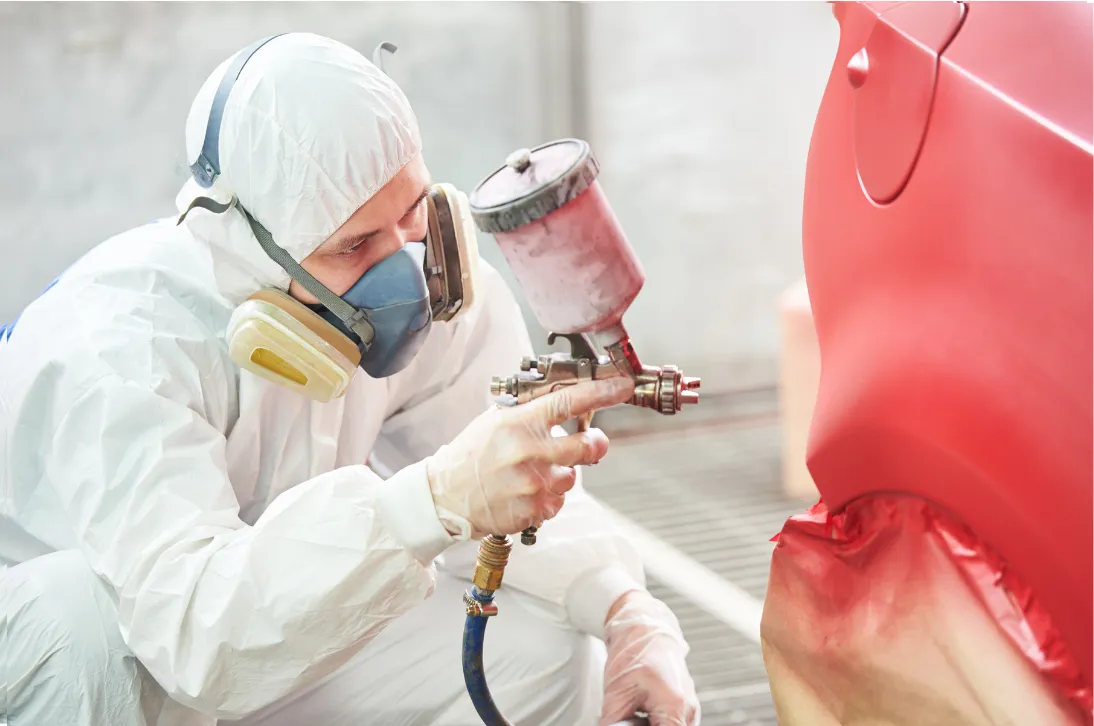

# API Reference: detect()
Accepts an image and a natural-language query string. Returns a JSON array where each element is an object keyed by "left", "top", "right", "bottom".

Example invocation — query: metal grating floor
[
  {"left": 584, "top": 390, "right": 809, "bottom": 725},
  {"left": 647, "top": 577, "right": 777, "bottom": 726}
]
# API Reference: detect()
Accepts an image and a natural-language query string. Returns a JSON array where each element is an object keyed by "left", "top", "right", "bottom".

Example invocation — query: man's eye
[
  {"left": 338, "top": 242, "right": 364, "bottom": 257},
  {"left": 407, "top": 196, "right": 427, "bottom": 219}
]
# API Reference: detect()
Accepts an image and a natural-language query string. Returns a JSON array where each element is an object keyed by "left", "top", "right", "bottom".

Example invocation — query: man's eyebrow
[
  {"left": 405, "top": 186, "right": 431, "bottom": 217},
  {"left": 325, "top": 186, "right": 431, "bottom": 254}
]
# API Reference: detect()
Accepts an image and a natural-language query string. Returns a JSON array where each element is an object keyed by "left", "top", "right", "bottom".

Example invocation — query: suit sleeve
[{"left": 36, "top": 329, "right": 459, "bottom": 719}]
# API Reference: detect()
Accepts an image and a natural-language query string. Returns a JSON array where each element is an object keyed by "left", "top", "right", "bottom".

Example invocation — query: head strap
[{"left": 190, "top": 34, "right": 286, "bottom": 189}]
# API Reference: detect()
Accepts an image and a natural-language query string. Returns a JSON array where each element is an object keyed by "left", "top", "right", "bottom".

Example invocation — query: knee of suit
[
  {"left": 2, "top": 550, "right": 140, "bottom": 698},
  {"left": 483, "top": 589, "right": 608, "bottom": 687}
]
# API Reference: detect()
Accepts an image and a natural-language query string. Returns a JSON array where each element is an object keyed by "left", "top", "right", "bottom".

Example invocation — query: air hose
[
  {"left": 461, "top": 534, "right": 650, "bottom": 726},
  {"left": 463, "top": 588, "right": 509, "bottom": 724},
  {"left": 462, "top": 534, "right": 513, "bottom": 726}
]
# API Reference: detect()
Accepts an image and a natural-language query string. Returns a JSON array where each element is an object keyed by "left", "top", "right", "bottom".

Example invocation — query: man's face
[{"left": 289, "top": 153, "right": 432, "bottom": 304}]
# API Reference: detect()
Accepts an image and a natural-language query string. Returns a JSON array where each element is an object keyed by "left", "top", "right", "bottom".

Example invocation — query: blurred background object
[
  {"left": 0, "top": 3, "right": 838, "bottom": 724},
  {"left": 776, "top": 278, "right": 821, "bottom": 501}
]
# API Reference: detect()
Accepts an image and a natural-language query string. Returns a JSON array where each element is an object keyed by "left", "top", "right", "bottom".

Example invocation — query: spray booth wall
[{"left": 0, "top": 2, "right": 837, "bottom": 393}]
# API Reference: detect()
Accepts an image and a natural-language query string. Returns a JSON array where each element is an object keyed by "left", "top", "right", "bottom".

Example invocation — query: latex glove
[
  {"left": 426, "top": 377, "right": 635, "bottom": 538},
  {"left": 601, "top": 590, "right": 701, "bottom": 726}
]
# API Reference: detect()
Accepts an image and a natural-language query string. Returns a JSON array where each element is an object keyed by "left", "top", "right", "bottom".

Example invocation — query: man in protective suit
[{"left": 0, "top": 33, "right": 699, "bottom": 726}]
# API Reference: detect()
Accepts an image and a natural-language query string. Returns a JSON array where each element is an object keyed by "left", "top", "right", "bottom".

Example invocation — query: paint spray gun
[
  {"left": 457, "top": 139, "right": 702, "bottom": 726},
  {"left": 471, "top": 139, "right": 701, "bottom": 545}
]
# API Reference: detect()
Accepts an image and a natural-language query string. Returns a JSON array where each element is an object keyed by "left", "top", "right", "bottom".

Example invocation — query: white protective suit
[{"left": 0, "top": 33, "right": 646, "bottom": 725}]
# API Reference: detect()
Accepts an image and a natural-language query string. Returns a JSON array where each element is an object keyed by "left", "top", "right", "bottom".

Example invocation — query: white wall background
[
  {"left": 585, "top": 1, "right": 837, "bottom": 390},
  {"left": 0, "top": 1, "right": 837, "bottom": 393}
]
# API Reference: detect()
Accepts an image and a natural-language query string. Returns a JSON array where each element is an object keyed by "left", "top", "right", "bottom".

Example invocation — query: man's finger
[
  {"left": 598, "top": 693, "right": 641, "bottom": 726},
  {"left": 543, "top": 428, "right": 610, "bottom": 468},
  {"left": 523, "top": 377, "right": 635, "bottom": 429},
  {"left": 544, "top": 464, "right": 579, "bottom": 496},
  {"left": 535, "top": 489, "right": 567, "bottom": 522}
]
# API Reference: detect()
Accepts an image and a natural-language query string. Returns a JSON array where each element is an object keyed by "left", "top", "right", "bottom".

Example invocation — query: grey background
[{"left": 0, "top": 1, "right": 838, "bottom": 393}]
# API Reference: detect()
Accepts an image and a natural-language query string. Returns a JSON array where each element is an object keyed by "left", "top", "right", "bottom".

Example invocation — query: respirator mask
[{"left": 178, "top": 36, "right": 480, "bottom": 403}]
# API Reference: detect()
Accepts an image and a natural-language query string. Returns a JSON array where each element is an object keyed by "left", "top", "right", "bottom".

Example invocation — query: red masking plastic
[
  {"left": 764, "top": 497, "right": 1092, "bottom": 723},
  {"left": 764, "top": 0, "right": 1094, "bottom": 717}
]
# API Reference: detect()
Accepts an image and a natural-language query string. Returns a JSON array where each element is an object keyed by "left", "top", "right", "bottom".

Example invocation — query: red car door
[{"left": 763, "top": 2, "right": 1093, "bottom": 722}]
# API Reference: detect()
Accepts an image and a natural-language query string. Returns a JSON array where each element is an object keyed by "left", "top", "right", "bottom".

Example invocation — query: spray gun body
[
  {"left": 470, "top": 138, "right": 701, "bottom": 423},
  {"left": 491, "top": 332, "right": 700, "bottom": 415},
  {"left": 470, "top": 138, "right": 701, "bottom": 548}
]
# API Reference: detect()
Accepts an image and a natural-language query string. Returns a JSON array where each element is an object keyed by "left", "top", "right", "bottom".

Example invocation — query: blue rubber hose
[
  {"left": 462, "top": 586, "right": 512, "bottom": 726},
  {"left": 462, "top": 585, "right": 652, "bottom": 726}
]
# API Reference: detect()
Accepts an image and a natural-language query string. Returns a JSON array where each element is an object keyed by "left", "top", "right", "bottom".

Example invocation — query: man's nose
[{"left": 374, "top": 227, "right": 408, "bottom": 260}]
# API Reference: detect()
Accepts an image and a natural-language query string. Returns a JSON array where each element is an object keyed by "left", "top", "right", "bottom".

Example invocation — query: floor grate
[{"left": 646, "top": 577, "right": 776, "bottom": 726}]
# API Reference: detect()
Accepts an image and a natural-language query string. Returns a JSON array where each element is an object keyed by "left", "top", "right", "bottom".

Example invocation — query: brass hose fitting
[{"left": 471, "top": 534, "right": 513, "bottom": 593}]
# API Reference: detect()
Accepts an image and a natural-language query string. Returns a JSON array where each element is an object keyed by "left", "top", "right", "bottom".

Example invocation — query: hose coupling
[{"left": 472, "top": 534, "right": 513, "bottom": 592}]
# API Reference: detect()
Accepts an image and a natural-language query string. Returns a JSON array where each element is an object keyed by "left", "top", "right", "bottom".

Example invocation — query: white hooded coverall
[{"left": 0, "top": 33, "right": 646, "bottom": 726}]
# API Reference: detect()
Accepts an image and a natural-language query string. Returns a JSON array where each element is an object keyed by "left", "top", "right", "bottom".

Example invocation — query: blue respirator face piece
[{"left": 310, "top": 243, "right": 433, "bottom": 379}]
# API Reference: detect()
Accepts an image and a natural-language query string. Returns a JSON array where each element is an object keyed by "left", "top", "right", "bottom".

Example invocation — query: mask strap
[
  {"left": 239, "top": 209, "right": 376, "bottom": 347},
  {"left": 177, "top": 194, "right": 235, "bottom": 223},
  {"left": 178, "top": 199, "right": 375, "bottom": 347}
]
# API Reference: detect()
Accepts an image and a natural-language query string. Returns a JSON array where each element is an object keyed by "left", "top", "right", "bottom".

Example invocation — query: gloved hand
[
  {"left": 600, "top": 590, "right": 701, "bottom": 726},
  {"left": 425, "top": 377, "right": 635, "bottom": 538}
]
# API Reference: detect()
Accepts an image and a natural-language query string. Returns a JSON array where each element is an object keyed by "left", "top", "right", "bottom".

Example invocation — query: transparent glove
[
  {"left": 425, "top": 377, "right": 635, "bottom": 538},
  {"left": 601, "top": 590, "right": 701, "bottom": 726}
]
